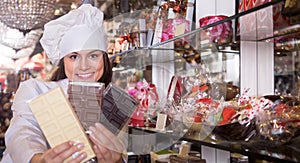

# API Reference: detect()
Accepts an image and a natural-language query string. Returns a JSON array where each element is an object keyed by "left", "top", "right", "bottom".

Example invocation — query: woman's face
[{"left": 63, "top": 50, "right": 104, "bottom": 82}]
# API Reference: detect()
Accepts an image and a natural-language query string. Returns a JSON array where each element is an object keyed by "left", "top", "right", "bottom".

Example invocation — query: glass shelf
[
  {"left": 109, "top": 0, "right": 290, "bottom": 54},
  {"left": 110, "top": 0, "right": 299, "bottom": 96},
  {"left": 130, "top": 126, "right": 299, "bottom": 163}
]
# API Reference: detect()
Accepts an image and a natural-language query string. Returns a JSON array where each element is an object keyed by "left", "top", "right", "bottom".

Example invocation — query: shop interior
[{"left": 0, "top": 0, "right": 299, "bottom": 162}]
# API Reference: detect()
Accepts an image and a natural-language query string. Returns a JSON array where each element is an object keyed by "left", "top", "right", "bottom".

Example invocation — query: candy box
[
  {"left": 161, "top": 18, "right": 190, "bottom": 42},
  {"left": 199, "top": 15, "right": 233, "bottom": 44},
  {"left": 152, "top": 0, "right": 195, "bottom": 44}
]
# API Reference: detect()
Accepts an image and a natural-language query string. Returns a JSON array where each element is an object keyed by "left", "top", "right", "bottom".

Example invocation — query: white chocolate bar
[{"left": 29, "top": 87, "right": 95, "bottom": 163}]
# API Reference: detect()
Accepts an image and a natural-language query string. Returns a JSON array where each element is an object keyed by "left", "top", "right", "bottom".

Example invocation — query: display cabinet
[
  {"left": 110, "top": 0, "right": 300, "bottom": 162},
  {"left": 111, "top": 0, "right": 299, "bottom": 97}
]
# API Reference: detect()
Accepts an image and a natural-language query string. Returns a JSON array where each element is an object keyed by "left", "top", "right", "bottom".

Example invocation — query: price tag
[
  {"left": 155, "top": 113, "right": 167, "bottom": 131},
  {"left": 175, "top": 22, "right": 186, "bottom": 36}
]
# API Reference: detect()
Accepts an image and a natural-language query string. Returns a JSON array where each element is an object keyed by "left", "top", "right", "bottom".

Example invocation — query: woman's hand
[
  {"left": 31, "top": 141, "right": 87, "bottom": 163},
  {"left": 88, "top": 123, "right": 125, "bottom": 163}
]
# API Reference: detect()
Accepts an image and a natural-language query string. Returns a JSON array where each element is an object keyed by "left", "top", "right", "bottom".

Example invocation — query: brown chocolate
[
  {"left": 68, "top": 81, "right": 105, "bottom": 131},
  {"left": 101, "top": 83, "right": 139, "bottom": 134}
]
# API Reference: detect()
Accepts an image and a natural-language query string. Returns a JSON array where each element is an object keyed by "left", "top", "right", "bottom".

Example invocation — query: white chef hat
[{"left": 40, "top": 4, "right": 107, "bottom": 65}]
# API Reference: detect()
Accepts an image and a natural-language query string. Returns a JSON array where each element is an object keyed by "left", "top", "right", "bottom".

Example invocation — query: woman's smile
[{"left": 76, "top": 72, "right": 95, "bottom": 79}]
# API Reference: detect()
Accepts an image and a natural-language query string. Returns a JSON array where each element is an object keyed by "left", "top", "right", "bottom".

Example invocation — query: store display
[
  {"left": 29, "top": 87, "right": 95, "bottom": 162},
  {"left": 102, "top": 83, "right": 139, "bottom": 134},
  {"left": 152, "top": 0, "right": 194, "bottom": 44},
  {"left": 68, "top": 81, "right": 105, "bottom": 131}
]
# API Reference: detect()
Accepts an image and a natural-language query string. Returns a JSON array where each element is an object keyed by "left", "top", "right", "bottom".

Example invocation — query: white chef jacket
[{"left": 1, "top": 78, "right": 69, "bottom": 163}]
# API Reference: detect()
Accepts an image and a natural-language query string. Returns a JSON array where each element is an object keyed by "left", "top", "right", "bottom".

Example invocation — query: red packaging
[
  {"left": 130, "top": 108, "right": 145, "bottom": 127},
  {"left": 238, "top": 0, "right": 272, "bottom": 13}
]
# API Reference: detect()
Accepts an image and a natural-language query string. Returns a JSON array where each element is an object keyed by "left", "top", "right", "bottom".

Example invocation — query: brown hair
[{"left": 48, "top": 52, "right": 112, "bottom": 87}]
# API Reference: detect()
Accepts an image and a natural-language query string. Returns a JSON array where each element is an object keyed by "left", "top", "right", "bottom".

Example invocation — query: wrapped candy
[
  {"left": 199, "top": 15, "right": 233, "bottom": 44},
  {"left": 257, "top": 95, "right": 300, "bottom": 144},
  {"left": 159, "top": 0, "right": 190, "bottom": 20},
  {"left": 202, "top": 88, "right": 275, "bottom": 141},
  {"left": 128, "top": 79, "right": 159, "bottom": 126}
]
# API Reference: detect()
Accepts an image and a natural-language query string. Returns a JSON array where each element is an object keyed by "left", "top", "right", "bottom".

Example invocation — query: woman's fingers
[{"left": 43, "top": 141, "right": 87, "bottom": 163}]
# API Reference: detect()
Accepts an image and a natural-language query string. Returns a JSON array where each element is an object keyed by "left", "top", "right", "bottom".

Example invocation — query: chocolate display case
[{"left": 109, "top": 0, "right": 300, "bottom": 162}]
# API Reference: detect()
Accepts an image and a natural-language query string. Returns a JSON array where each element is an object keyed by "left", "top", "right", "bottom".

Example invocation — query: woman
[{"left": 1, "top": 4, "right": 126, "bottom": 163}]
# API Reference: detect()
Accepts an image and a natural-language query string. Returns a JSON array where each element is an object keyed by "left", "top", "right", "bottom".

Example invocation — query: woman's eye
[
  {"left": 69, "top": 55, "right": 78, "bottom": 60},
  {"left": 89, "top": 54, "right": 99, "bottom": 58}
]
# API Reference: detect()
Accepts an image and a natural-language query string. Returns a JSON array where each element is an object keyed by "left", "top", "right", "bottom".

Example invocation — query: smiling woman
[
  {"left": 50, "top": 49, "right": 112, "bottom": 86},
  {"left": 1, "top": 3, "right": 124, "bottom": 163}
]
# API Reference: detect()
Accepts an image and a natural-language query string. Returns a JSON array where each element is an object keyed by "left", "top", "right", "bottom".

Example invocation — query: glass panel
[
  {"left": 110, "top": 0, "right": 299, "bottom": 96},
  {"left": 237, "top": 0, "right": 300, "bottom": 95}
]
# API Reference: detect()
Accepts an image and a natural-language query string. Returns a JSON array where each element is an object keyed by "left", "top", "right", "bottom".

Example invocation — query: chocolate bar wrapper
[
  {"left": 68, "top": 81, "right": 105, "bottom": 131},
  {"left": 102, "top": 83, "right": 139, "bottom": 135}
]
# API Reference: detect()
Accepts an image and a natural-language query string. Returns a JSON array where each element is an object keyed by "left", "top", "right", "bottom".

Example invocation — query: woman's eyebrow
[
  {"left": 72, "top": 50, "right": 102, "bottom": 55},
  {"left": 89, "top": 50, "right": 103, "bottom": 54}
]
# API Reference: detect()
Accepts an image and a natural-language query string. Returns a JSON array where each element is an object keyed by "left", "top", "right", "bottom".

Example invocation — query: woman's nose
[{"left": 78, "top": 58, "right": 90, "bottom": 70}]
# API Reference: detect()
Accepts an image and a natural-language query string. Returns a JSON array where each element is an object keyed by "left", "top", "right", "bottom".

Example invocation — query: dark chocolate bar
[
  {"left": 68, "top": 81, "right": 105, "bottom": 131},
  {"left": 101, "top": 83, "right": 139, "bottom": 134}
]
